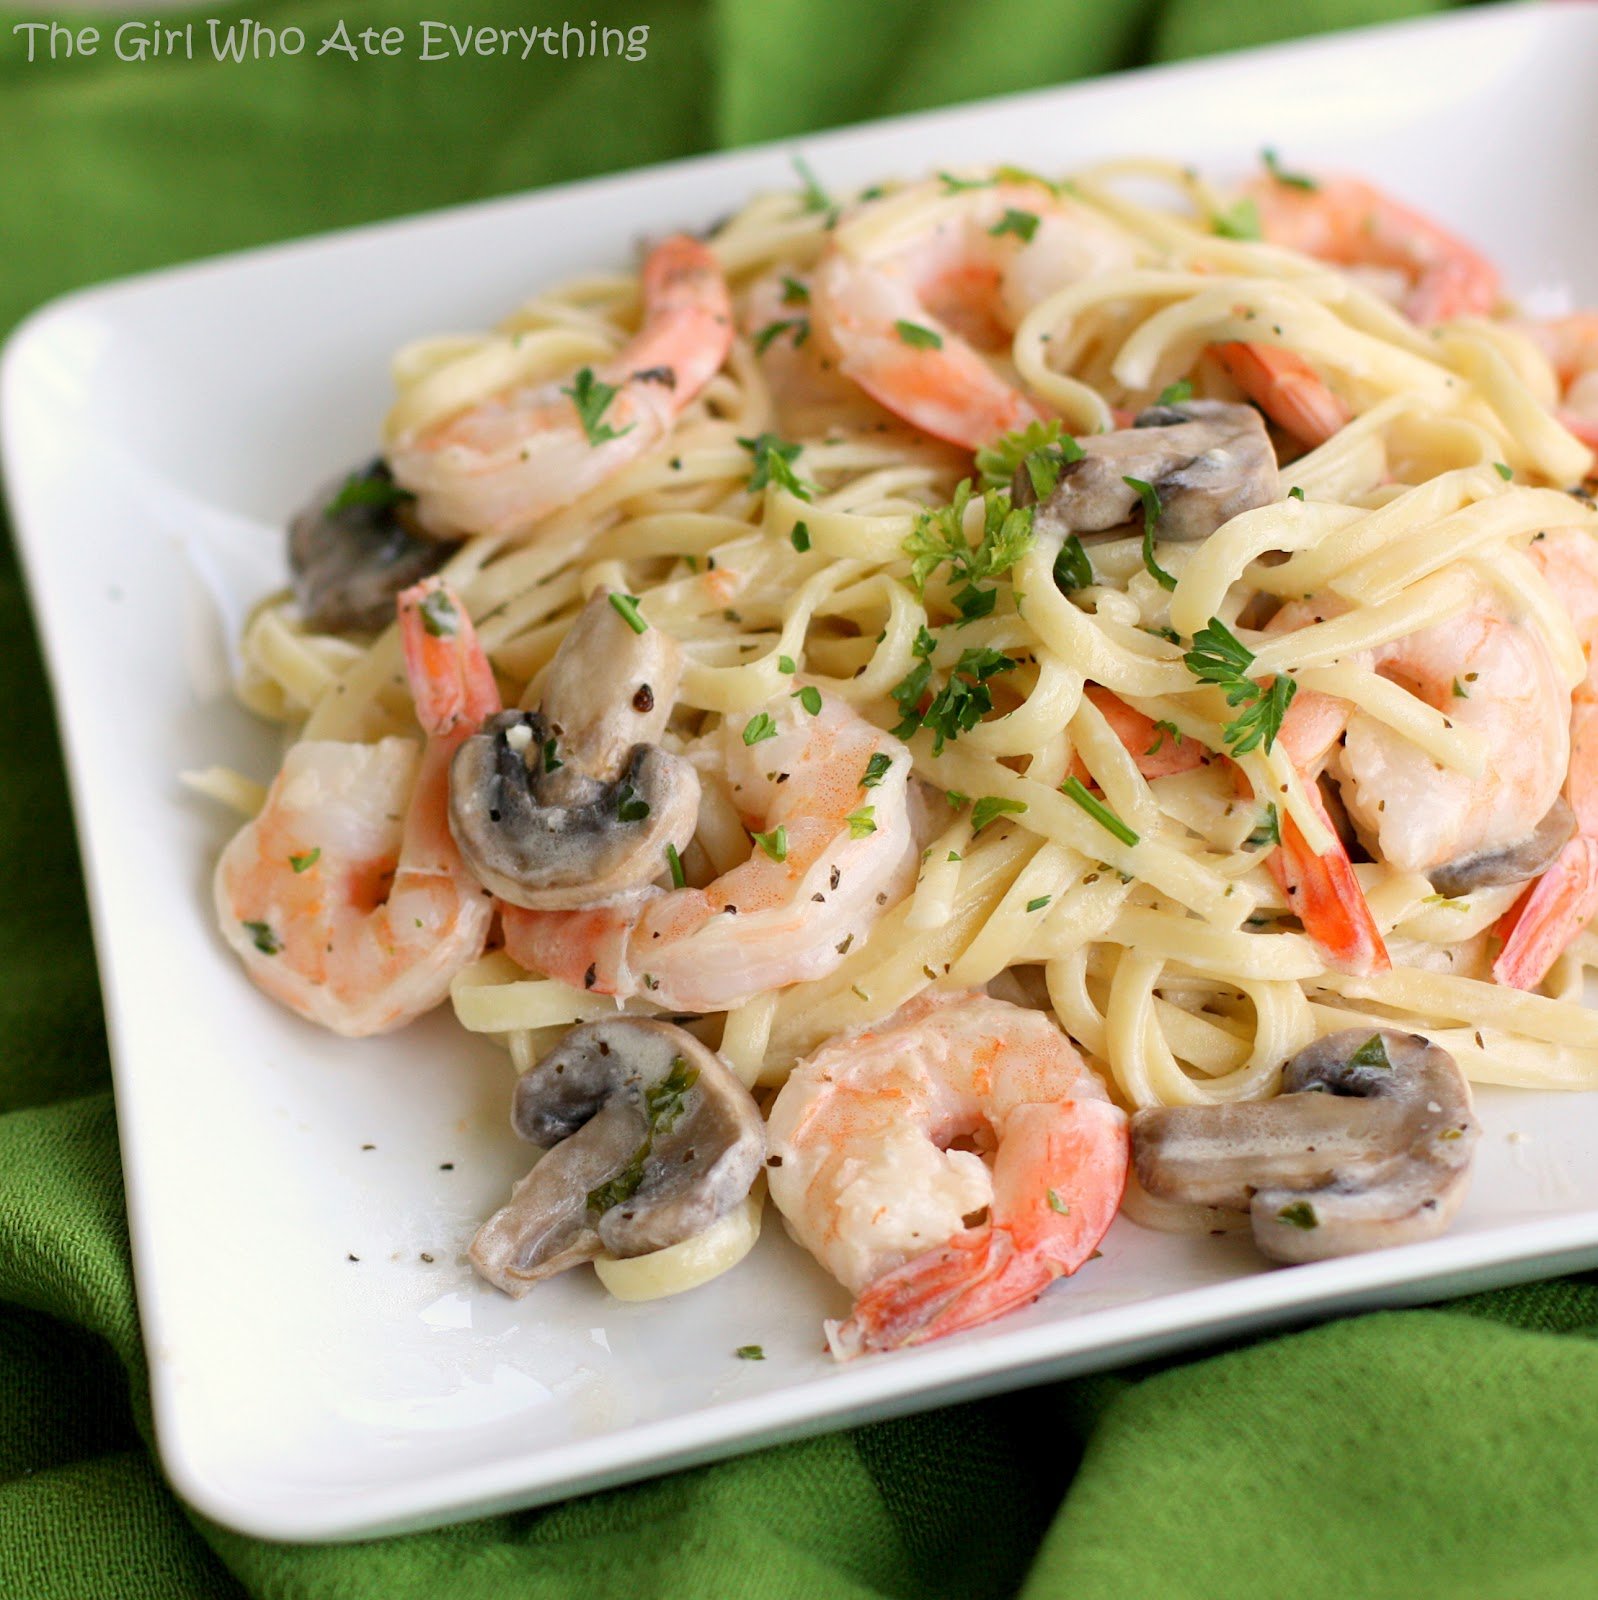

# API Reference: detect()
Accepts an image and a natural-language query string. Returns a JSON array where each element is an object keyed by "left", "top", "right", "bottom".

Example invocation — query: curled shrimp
[
  {"left": 1247, "top": 170, "right": 1500, "bottom": 325},
  {"left": 1210, "top": 343, "right": 1350, "bottom": 447},
  {"left": 214, "top": 579, "right": 499, "bottom": 1035},
  {"left": 501, "top": 688, "right": 917, "bottom": 1013},
  {"left": 1518, "top": 315, "right": 1598, "bottom": 452},
  {"left": 389, "top": 235, "right": 733, "bottom": 538},
  {"left": 811, "top": 177, "right": 1136, "bottom": 449},
  {"left": 766, "top": 990, "right": 1127, "bottom": 1359},
  {"left": 1496, "top": 528, "right": 1598, "bottom": 988}
]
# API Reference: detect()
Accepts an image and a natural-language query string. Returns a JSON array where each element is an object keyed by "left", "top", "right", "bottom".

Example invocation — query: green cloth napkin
[{"left": 7, "top": 1, "right": 1595, "bottom": 1595}]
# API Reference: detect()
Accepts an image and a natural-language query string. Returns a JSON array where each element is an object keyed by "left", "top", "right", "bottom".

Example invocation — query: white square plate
[{"left": 5, "top": 1, "right": 1598, "bottom": 1543}]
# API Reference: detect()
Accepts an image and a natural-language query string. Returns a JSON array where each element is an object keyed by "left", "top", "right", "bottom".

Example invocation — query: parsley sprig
[
  {"left": 890, "top": 635, "right": 1019, "bottom": 755},
  {"left": 738, "top": 433, "right": 816, "bottom": 502},
  {"left": 1262, "top": 148, "right": 1318, "bottom": 192},
  {"left": 974, "top": 419, "right": 1083, "bottom": 497},
  {"left": 903, "top": 480, "right": 1035, "bottom": 615},
  {"left": 1124, "top": 476, "right": 1177, "bottom": 592},
  {"left": 1182, "top": 617, "right": 1297, "bottom": 755},
  {"left": 563, "top": 367, "right": 633, "bottom": 447}
]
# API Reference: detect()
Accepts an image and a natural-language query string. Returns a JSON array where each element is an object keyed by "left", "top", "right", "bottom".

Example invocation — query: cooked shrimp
[
  {"left": 1518, "top": 315, "right": 1598, "bottom": 451},
  {"left": 501, "top": 688, "right": 917, "bottom": 1012},
  {"left": 1337, "top": 585, "right": 1570, "bottom": 879},
  {"left": 1247, "top": 171, "right": 1500, "bottom": 325},
  {"left": 1496, "top": 528, "right": 1598, "bottom": 988},
  {"left": 1268, "top": 686, "right": 1390, "bottom": 976},
  {"left": 811, "top": 178, "right": 1136, "bottom": 449},
  {"left": 389, "top": 235, "right": 733, "bottom": 537},
  {"left": 214, "top": 578, "right": 499, "bottom": 1035},
  {"left": 1079, "top": 686, "right": 1208, "bottom": 781},
  {"left": 766, "top": 990, "right": 1127, "bottom": 1358},
  {"left": 1210, "top": 342, "right": 1350, "bottom": 447}
]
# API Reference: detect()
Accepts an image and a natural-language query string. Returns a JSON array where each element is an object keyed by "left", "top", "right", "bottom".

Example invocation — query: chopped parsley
[
  {"left": 1347, "top": 1033, "right": 1393, "bottom": 1072},
  {"left": 1059, "top": 777, "right": 1139, "bottom": 848},
  {"left": 418, "top": 587, "right": 459, "bottom": 637},
  {"left": 735, "top": 1344, "right": 766, "bottom": 1360},
  {"left": 1124, "top": 476, "right": 1177, "bottom": 592},
  {"left": 1288, "top": 486, "right": 1305, "bottom": 501},
  {"left": 895, "top": 319, "right": 943, "bottom": 350},
  {"left": 1262, "top": 148, "right": 1318, "bottom": 191},
  {"left": 665, "top": 842, "right": 686, "bottom": 889},
  {"left": 861, "top": 752, "right": 893, "bottom": 789},
  {"left": 780, "top": 276, "right": 810, "bottom": 305},
  {"left": 562, "top": 367, "right": 633, "bottom": 446},
  {"left": 1276, "top": 1201, "right": 1318, "bottom": 1230},
  {"left": 753, "top": 317, "right": 809, "bottom": 355},
  {"left": 892, "top": 644, "right": 1018, "bottom": 753},
  {"left": 989, "top": 208, "right": 1040, "bottom": 243},
  {"left": 753, "top": 825, "right": 788, "bottom": 862},
  {"left": 243, "top": 920, "right": 280, "bottom": 956},
  {"left": 587, "top": 1056, "right": 701, "bottom": 1215},
  {"left": 791, "top": 154, "right": 830, "bottom": 214},
  {"left": 974, "top": 418, "right": 1083, "bottom": 496},
  {"left": 325, "top": 469, "right": 415, "bottom": 518},
  {"left": 543, "top": 737, "right": 563, "bottom": 773},
  {"left": 739, "top": 433, "right": 815, "bottom": 501},
  {"left": 790, "top": 521, "right": 812, "bottom": 552},
  {"left": 903, "top": 480, "right": 1035, "bottom": 600},
  {"left": 1494, "top": 461, "right": 1513, "bottom": 481},
  {"left": 608, "top": 592, "right": 648, "bottom": 634},
  {"left": 777, "top": 655, "right": 797, "bottom": 674},
  {"left": 938, "top": 171, "right": 991, "bottom": 193},
  {"left": 1182, "top": 616, "right": 1297, "bottom": 755},
  {"left": 1212, "top": 197, "right": 1263, "bottom": 240},
  {"left": 1244, "top": 803, "right": 1281, "bottom": 851},
  {"left": 1156, "top": 379, "right": 1194, "bottom": 407},
  {"left": 288, "top": 848, "right": 320, "bottom": 874},
  {"left": 971, "top": 795, "right": 1028, "bottom": 832},
  {"left": 792, "top": 685, "right": 823, "bottom": 716},
  {"left": 1027, "top": 895, "right": 1052, "bottom": 913},
  {"left": 1053, "top": 534, "right": 1094, "bottom": 594},
  {"left": 743, "top": 712, "right": 778, "bottom": 746},
  {"left": 1452, "top": 678, "right": 1469, "bottom": 700},
  {"left": 1047, "top": 1188, "right": 1070, "bottom": 1214},
  {"left": 845, "top": 807, "right": 877, "bottom": 839},
  {"left": 616, "top": 784, "right": 651, "bottom": 824},
  {"left": 1147, "top": 720, "right": 1182, "bottom": 755}
]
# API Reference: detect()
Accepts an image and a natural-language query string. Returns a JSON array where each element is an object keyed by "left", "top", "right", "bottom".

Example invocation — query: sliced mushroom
[
  {"left": 288, "top": 459, "right": 460, "bottom": 633},
  {"left": 1131, "top": 1028, "right": 1479, "bottom": 1263},
  {"left": 1022, "top": 400, "right": 1279, "bottom": 542},
  {"left": 448, "top": 590, "right": 700, "bottom": 908},
  {"left": 1428, "top": 796, "right": 1575, "bottom": 897},
  {"left": 469, "top": 1018, "right": 766, "bottom": 1295}
]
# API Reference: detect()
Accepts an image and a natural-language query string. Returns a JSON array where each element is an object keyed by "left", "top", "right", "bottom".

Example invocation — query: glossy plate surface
[{"left": 3, "top": 2, "right": 1596, "bottom": 1542}]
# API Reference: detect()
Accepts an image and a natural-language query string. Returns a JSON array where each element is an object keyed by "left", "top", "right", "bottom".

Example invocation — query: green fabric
[{"left": 6, "top": 0, "right": 1591, "bottom": 1595}]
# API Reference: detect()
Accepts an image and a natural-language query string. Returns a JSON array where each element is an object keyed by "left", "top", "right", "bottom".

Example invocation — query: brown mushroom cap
[
  {"left": 468, "top": 1018, "right": 766, "bottom": 1296},
  {"left": 1022, "top": 400, "right": 1280, "bottom": 543},
  {"left": 1428, "top": 796, "right": 1575, "bottom": 898},
  {"left": 1131, "top": 1027, "right": 1480, "bottom": 1263},
  {"left": 288, "top": 459, "right": 460, "bottom": 634},
  {"left": 448, "top": 589, "right": 700, "bottom": 909}
]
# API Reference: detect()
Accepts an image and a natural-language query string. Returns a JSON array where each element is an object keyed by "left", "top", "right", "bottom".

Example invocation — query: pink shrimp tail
[
  {"left": 397, "top": 578, "right": 501, "bottom": 736},
  {"left": 1270, "top": 790, "right": 1391, "bottom": 977},
  {"left": 1211, "top": 342, "right": 1349, "bottom": 446},
  {"left": 1085, "top": 686, "right": 1207, "bottom": 780},
  {"left": 502, "top": 901, "right": 633, "bottom": 993},
  {"left": 1492, "top": 837, "right": 1598, "bottom": 991},
  {"left": 828, "top": 1225, "right": 1055, "bottom": 1359}
]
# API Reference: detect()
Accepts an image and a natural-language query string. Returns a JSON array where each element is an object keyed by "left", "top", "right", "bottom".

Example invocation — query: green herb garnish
[
  {"left": 739, "top": 433, "right": 815, "bottom": 501},
  {"left": 608, "top": 592, "right": 648, "bottom": 634},
  {"left": 418, "top": 588, "right": 459, "bottom": 637},
  {"left": 1156, "top": 379, "right": 1194, "bottom": 407},
  {"left": 974, "top": 419, "right": 1084, "bottom": 495},
  {"left": 1027, "top": 895, "right": 1052, "bottom": 913},
  {"left": 793, "top": 685, "right": 823, "bottom": 716},
  {"left": 1494, "top": 462, "right": 1513, "bottom": 481},
  {"left": 743, "top": 712, "right": 778, "bottom": 746},
  {"left": 1212, "top": 197, "right": 1263, "bottom": 240},
  {"left": 665, "top": 842, "right": 686, "bottom": 889},
  {"left": 753, "top": 317, "right": 808, "bottom": 355},
  {"left": 1059, "top": 777, "right": 1140, "bottom": 848},
  {"left": 1182, "top": 616, "right": 1297, "bottom": 755},
  {"left": 587, "top": 1056, "right": 701, "bottom": 1214},
  {"left": 325, "top": 470, "right": 415, "bottom": 518},
  {"left": 989, "top": 208, "right": 1040, "bottom": 243},
  {"left": 861, "top": 752, "right": 892, "bottom": 789},
  {"left": 288, "top": 849, "right": 320, "bottom": 874},
  {"left": 1124, "top": 476, "right": 1177, "bottom": 592},
  {"left": 735, "top": 1344, "right": 766, "bottom": 1360},
  {"left": 1052, "top": 534, "right": 1093, "bottom": 593},
  {"left": 1347, "top": 1034, "right": 1392, "bottom": 1072},
  {"left": 845, "top": 807, "right": 877, "bottom": 839},
  {"left": 895, "top": 320, "right": 943, "bottom": 350},
  {"left": 971, "top": 795, "right": 1028, "bottom": 832},
  {"left": 1277, "top": 1201, "right": 1318, "bottom": 1230},
  {"left": 243, "top": 920, "right": 280, "bottom": 956},
  {"left": 1262, "top": 148, "right": 1318, "bottom": 191},
  {"left": 563, "top": 367, "right": 633, "bottom": 446},
  {"left": 791, "top": 155, "right": 829, "bottom": 214},
  {"left": 753, "top": 826, "right": 788, "bottom": 862},
  {"left": 1047, "top": 1189, "right": 1070, "bottom": 1214},
  {"left": 1244, "top": 803, "right": 1281, "bottom": 851},
  {"left": 616, "top": 784, "right": 651, "bottom": 823},
  {"left": 780, "top": 276, "right": 810, "bottom": 305},
  {"left": 790, "top": 521, "right": 812, "bottom": 552}
]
